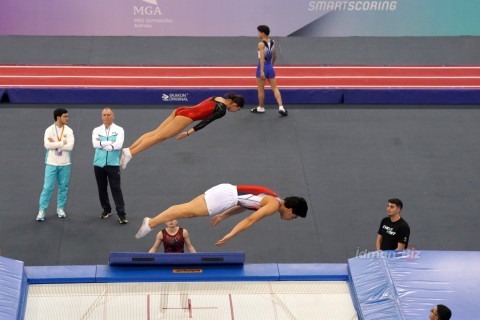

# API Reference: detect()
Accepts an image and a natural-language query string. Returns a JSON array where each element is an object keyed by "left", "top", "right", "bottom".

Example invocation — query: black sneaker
[
  {"left": 279, "top": 109, "right": 288, "bottom": 116},
  {"left": 100, "top": 211, "right": 112, "bottom": 219},
  {"left": 118, "top": 215, "right": 128, "bottom": 224}
]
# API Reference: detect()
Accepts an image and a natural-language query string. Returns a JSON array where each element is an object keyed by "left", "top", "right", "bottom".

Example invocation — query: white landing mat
[{"left": 25, "top": 281, "right": 358, "bottom": 320}]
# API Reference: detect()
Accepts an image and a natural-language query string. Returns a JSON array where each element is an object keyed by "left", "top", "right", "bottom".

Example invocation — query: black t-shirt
[{"left": 377, "top": 217, "right": 410, "bottom": 250}]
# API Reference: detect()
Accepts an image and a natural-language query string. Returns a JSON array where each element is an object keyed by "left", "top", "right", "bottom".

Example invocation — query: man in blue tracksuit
[{"left": 92, "top": 108, "right": 127, "bottom": 224}]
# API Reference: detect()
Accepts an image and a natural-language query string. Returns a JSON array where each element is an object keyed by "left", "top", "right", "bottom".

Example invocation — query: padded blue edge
[
  {"left": 348, "top": 254, "right": 403, "bottom": 320},
  {"left": 278, "top": 263, "right": 348, "bottom": 281},
  {"left": 6, "top": 87, "right": 480, "bottom": 105},
  {"left": 0, "top": 258, "right": 352, "bottom": 320},
  {"left": 5, "top": 88, "right": 343, "bottom": 105},
  {"left": 0, "top": 256, "right": 27, "bottom": 320},
  {"left": 11, "top": 251, "right": 480, "bottom": 320},
  {"left": 109, "top": 251, "right": 245, "bottom": 266},
  {"left": 96, "top": 263, "right": 279, "bottom": 283},
  {"left": 383, "top": 250, "right": 480, "bottom": 320},
  {"left": 24, "top": 265, "right": 97, "bottom": 284},
  {"left": 344, "top": 89, "right": 480, "bottom": 104}
]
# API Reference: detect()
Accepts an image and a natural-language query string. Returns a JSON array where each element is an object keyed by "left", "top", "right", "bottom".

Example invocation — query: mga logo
[{"left": 134, "top": 0, "right": 162, "bottom": 15}]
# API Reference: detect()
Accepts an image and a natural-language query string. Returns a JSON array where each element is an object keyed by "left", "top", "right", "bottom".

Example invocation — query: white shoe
[
  {"left": 250, "top": 106, "right": 265, "bottom": 113},
  {"left": 57, "top": 208, "right": 66, "bottom": 218},
  {"left": 135, "top": 217, "right": 152, "bottom": 239},
  {"left": 36, "top": 210, "right": 45, "bottom": 221},
  {"left": 121, "top": 148, "right": 132, "bottom": 170}
]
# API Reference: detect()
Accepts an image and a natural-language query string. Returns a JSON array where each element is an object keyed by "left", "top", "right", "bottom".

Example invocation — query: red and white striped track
[{"left": 1, "top": 65, "right": 480, "bottom": 89}]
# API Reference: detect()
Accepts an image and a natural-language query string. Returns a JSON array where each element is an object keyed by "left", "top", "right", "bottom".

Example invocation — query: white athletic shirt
[{"left": 237, "top": 193, "right": 281, "bottom": 210}]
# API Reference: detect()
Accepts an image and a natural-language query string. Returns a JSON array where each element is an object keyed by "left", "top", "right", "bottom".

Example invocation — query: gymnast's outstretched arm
[
  {"left": 210, "top": 205, "right": 245, "bottom": 227},
  {"left": 215, "top": 198, "right": 279, "bottom": 246}
]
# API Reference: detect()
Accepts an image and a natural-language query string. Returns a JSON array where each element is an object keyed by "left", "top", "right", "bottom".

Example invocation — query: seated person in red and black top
[
  {"left": 376, "top": 198, "right": 410, "bottom": 250},
  {"left": 148, "top": 220, "right": 196, "bottom": 253}
]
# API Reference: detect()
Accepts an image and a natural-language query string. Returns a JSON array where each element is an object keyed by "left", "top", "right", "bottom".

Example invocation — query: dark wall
[{"left": 1, "top": 36, "right": 480, "bottom": 65}]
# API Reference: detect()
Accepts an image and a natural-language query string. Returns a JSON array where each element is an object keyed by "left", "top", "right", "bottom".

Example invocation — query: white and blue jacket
[
  {"left": 44, "top": 124, "right": 75, "bottom": 166},
  {"left": 92, "top": 123, "right": 124, "bottom": 167}
]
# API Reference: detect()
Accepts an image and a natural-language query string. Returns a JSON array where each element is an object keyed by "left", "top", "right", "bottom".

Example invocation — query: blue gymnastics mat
[
  {"left": 348, "top": 250, "right": 480, "bottom": 319},
  {"left": 1, "top": 250, "right": 478, "bottom": 319},
  {"left": 4, "top": 88, "right": 343, "bottom": 105},
  {"left": 0, "top": 257, "right": 27, "bottom": 320},
  {"left": 4, "top": 87, "right": 480, "bottom": 105}
]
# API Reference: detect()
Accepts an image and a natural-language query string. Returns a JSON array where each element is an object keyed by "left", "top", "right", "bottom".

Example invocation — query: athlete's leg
[
  {"left": 257, "top": 77, "right": 266, "bottom": 108},
  {"left": 129, "top": 116, "right": 192, "bottom": 156},
  {"left": 150, "top": 195, "right": 209, "bottom": 227},
  {"left": 251, "top": 78, "right": 267, "bottom": 113},
  {"left": 268, "top": 78, "right": 287, "bottom": 116},
  {"left": 128, "top": 110, "right": 177, "bottom": 150},
  {"left": 268, "top": 78, "right": 283, "bottom": 106},
  {"left": 136, "top": 194, "right": 209, "bottom": 239}
]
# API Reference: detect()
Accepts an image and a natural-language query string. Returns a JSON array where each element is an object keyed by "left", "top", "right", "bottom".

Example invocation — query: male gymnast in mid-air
[{"left": 135, "top": 183, "right": 308, "bottom": 246}]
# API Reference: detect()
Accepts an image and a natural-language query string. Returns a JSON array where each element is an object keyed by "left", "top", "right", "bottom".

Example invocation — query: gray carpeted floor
[
  {"left": 0, "top": 104, "right": 479, "bottom": 266},
  {"left": 1, "top": 35, "right": 479, "bottom": 265}
]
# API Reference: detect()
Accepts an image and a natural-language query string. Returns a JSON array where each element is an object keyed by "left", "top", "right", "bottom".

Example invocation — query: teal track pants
[{"left": 39, "top": 164, "right": 71, "bottom": 211}]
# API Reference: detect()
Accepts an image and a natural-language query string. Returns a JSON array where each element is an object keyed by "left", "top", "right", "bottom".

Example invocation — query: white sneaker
[
  {"left": 57, "top": 208, "right": 66, "bottom": 218},
  {"left": 36, "top": 210, "right": 45, "bottom": 221},
  {"left": 250, "top": 106, "right": 265, "bottom": 113},
  {"left": 135, "top": 217, "right": 152, "bottom": 239},
  {"left": 121, "top": 148, "right": 132, "bottom": 170}
]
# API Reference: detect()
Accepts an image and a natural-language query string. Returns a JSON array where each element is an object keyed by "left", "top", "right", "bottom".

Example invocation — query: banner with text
[{"left": 1, "top": 0, "right": 479, "bottom": 36}]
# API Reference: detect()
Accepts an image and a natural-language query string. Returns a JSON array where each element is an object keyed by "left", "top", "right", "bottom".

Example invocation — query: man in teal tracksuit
[
  {"left": 37, "top": 108, "right": 75, "bottom": 222},
  {"left": 92, "top": 108, "right": 127, "bottom": 224}
]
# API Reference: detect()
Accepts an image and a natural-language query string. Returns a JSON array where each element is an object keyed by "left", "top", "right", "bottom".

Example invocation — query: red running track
[{"left": 1, "top": 65, "right": 480, "bottom": 89}]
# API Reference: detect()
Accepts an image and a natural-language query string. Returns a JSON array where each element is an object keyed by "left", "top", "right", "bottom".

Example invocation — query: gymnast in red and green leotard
[{"left": 121, "top": 93, "right": 244, "bottom": 169}]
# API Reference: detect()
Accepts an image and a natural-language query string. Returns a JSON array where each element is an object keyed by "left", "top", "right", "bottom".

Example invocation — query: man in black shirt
[{"left": 376, "top": 198, "right": 410, "bottom": 250}]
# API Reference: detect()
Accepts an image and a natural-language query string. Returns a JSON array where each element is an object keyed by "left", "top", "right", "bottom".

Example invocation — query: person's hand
[
  {"left": 260, "top": 71, "right": 266, "bottom": 80},
  {"left": 63, "top": 139, "right": 67, "bottom": 145},
  {"left": 210, "top": 215, "right": 223, "bottom": 227},
  {"left": 215, "top": 234, "right": 232, "bottom": 247},
  {"left": 176, "top": 132, "right": 189, "bottom": 140},
  {"left": 48, "top": 137, "right": 54, "bottom": 142},
  {"left": 101, "top": 141, "right": 112, "bottom": 146}
]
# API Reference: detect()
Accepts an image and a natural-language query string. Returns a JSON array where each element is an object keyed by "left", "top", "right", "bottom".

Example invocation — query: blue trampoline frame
[{"left": 1, "top": 250, "right": 478, "bottom": 320}]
